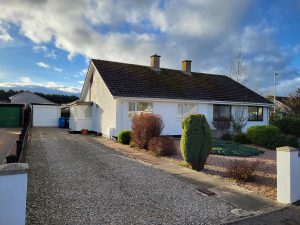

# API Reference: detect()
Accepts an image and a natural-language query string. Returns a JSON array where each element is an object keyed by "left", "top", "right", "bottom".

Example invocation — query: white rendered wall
[
  {"left": 118, "top": 101, "right": 270, "bottom": 136},
  {"left": 69, "top": 105, "right": 93, "bottom": 131},
  {"left": 90, "top": 69, "right": 117, "bottom": 137},
  {"left": 0, "top": 166, "right": 28, "bottom": 225}
]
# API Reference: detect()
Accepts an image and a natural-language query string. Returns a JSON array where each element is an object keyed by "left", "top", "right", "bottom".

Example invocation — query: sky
[{"left": 0, "top": 0, "right": 299, "bottom": 96}]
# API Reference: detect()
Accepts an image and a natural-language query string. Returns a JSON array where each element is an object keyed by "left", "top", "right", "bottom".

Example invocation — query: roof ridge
[
  {"left": 91, "top": 58, "right": 227, "bottom": 77},
  {"left": 9, "top": 91, "right": 54, "bottom": 104}
]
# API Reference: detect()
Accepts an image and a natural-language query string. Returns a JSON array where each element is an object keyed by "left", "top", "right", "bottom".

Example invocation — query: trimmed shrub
[
  {"left": 148, "top": 137, "right": 176, "bottom": 156},
  {"left": 270, "top": 117, "right": 300, "bottom": 137},
  {"left": 220, "top": 132, "right": 232, "bottom": 141},
  {"left": 180, "top": 114, "right": 212, "bottom": 170},
  {"left": 285, "top": 135, "right": 299, "bottom": 148},
  {"left": 233, "top": 133, "right": 252, "bottom": 144},
  {"left": 117, "top": 130, "right": 132, "bottom": 145},
  {"left": 227, "top": 160, "right": 259, "bottom": 182},
  {"left": 247, "top": 125, "right": 282, "bottom": 149},
  {"left": 131, "top": 113, "right": 164, "bottom": 149}
]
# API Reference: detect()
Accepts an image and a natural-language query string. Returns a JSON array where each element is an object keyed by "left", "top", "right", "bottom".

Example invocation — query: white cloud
[
  {"left": 78, "top": 81, "right": 84, "bottom": 84},
  {"left": 45, "top": 50, "right": 57, "bottom": 59},
  {"left": 0, "top": 23, "right": 12, "bottom": 42},
  {"left": 0, "top": 0, "right": 298, "bottom": 95},
  {"left": 36, "top": 62, "right": 50, "bottom": 69},
  {"left": 80, "top": 69, "right": 87, "bottom": 76},
  {"left": 0, "top": 79, "right": 81, "bottom": 94},
  {"left": 32, "top": 45, "right": 47, "bottom": 53},
  {"left": 19, "top": 76, "right": 31, "bottom": 83},
  {"left": 53, "top": 67, "right": 63, "bottom": 72}
]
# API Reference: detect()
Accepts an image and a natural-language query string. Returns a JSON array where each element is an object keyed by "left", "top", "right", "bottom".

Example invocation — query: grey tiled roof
[
  {"left": 9, "top": 91, "right": 54, "bottom": 104},
  {"left": 91, "top": 59, "right": 272, "bottom": 104}
]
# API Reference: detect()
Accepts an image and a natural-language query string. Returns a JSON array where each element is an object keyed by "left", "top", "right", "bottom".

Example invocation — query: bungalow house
[
  {"left": 70, "top": 55, "right": 272, "bottom": 137},
  {"left": 266, "top": 95, "right": 291, "bottom": 116},
  {"left": 9, "top": 91, "right": 54, "bottom": 105}
]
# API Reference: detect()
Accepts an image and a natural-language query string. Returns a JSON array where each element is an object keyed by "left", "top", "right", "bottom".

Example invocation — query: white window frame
[
  {"left": 177, "top": 103, "right": 198, "bottom": 120},
  {"left": 128, "top": 102, "right": 153, "bottom": 119}
]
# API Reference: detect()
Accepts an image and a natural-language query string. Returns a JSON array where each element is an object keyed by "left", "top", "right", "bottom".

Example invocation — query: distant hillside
[{"left": 0, "top": 89, "right": 79, "bottom": 104}]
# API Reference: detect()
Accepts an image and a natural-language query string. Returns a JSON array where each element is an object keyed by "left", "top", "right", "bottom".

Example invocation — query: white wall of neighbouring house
[
  {"left": 116, "top": 100, "right": 270, "bottom": 136},
  {"left": 32, "top": 105, "right": 61, "bottom": 127},
  {"left": 69, "top": 105, "right": 93, "bottom": 131}
]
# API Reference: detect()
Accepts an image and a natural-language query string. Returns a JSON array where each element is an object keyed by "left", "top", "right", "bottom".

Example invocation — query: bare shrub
[
  {"left": 232, "top": 108, "right": 248, "bottom": 133},
  {"left": 212, "top": 117, "right": 231, "bottom": 136},
  {"left": 227, "top": 160, "right": 259, "bottom": 182},
  {"left": 148, "top": 137, "right": 176, "bottom": 156},
  {"left": 131, "top": 113, "right": 164, "bottom": 149}
]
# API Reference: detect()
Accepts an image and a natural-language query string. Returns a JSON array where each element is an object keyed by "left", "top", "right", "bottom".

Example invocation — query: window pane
[
  {"left": 190, "top": 104, "right": 198, "bottom": 114},
  {"left": 214, "top": 105, "right": 231, "bottom": 119},
  {"left": 213, "top": 105, "right": 219, "bottom": 119},
  {"left": 258, "top": 107, "right": 263, "bottom": 120},
  {"left": 129, "top": 102, "right": 135, "bottom": 111},
  {"left": 248, "top": 106, "right": 258, "bottom": 120},
  {"left": 220, "top": 106, "right": 230, "bottom": 118},
  {"left": 137, "top": 102, "right": 153, "bottom": 112},
  {"left": 177, "top": 104, "right": 183, "bottom": 119}
]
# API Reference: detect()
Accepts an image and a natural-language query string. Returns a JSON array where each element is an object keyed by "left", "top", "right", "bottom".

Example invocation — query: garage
[
  {"left": 0, "top": 104, "right": 24, "bottom": 127},
  {"left": 32, "top": 104, "right": 61, "bottom": 127}
]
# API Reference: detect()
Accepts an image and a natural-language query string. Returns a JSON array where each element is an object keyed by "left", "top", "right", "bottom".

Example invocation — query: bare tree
[
  {"left": 227, "top": 45, "right": 249, "bottom": 84},
  {"left": 285, "top": 88, "right": 300, "bottom": 117}
]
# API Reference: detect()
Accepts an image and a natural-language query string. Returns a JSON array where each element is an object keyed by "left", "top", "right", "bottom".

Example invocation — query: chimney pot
[
  {"left": 182, "top": 60, "right": 192, "bottom": 75},
  {"left": 150, "top": 54, "right": 161, "bottom": 70}
]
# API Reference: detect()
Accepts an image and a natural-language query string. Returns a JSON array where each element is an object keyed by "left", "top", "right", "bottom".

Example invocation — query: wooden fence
[{"left": 6, "top": 121, "right": 31, "bottom": 164}]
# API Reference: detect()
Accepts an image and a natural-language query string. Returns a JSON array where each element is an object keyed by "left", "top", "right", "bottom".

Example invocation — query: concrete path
[{"left": 26, "top": 128, "right": 240, "bottom": 225}]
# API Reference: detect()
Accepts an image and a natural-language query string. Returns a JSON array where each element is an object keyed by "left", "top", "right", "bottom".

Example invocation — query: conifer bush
[
  {"left": 180, "top": 114, "right": 212, "bottom": 170},
  {"left": 117, "top": 130, "right": 132, "bottom": 145}
]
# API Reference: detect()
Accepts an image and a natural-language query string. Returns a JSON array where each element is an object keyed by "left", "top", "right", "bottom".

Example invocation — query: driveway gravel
[{"left": 26, "top": 128, "right": 238, "bottom": 225}]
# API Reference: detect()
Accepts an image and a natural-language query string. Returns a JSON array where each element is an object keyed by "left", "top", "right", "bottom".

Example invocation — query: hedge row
[{"left": 270, "top": 117, "right": 300, "bottom": 138}]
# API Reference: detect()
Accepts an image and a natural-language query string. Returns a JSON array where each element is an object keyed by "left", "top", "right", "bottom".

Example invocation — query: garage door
[
  {"left": 0, "top": 107, "right": 21, "bottom": 127},
  {"left": 33, "top": 105, "right": 60, "bottom": 127}
]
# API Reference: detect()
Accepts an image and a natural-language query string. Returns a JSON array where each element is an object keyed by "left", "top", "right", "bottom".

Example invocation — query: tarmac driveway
[{"left": 26, "top": 128, "right": 238, "bottom": 225}]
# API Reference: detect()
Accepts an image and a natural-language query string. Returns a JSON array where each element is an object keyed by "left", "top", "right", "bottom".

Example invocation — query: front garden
[{"left": 116, "top": 112, "right": 299, "bottom": 200}]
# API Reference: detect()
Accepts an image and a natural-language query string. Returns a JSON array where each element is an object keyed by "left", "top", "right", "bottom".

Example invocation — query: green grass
[{"left": 212, "top": 139, "right": 264, "bottom": 157}]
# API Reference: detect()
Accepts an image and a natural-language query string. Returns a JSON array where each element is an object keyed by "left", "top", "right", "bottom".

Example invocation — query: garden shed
[{"left": 68, "top": 101, "right": 94, "bottom": 132}]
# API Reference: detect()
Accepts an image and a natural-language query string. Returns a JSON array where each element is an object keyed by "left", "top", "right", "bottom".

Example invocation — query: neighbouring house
[
  {"left": 70, "top": 55, "right": 273, "bottom": 137},
  {"left": 9, "top": 91, "right": 54, "bottom": 105},
  {"left": 266, "top": 95, "right": 291, "bottom": 116},
  {"left": 5, "top": 91, "right": 61, "bottom": 127}
]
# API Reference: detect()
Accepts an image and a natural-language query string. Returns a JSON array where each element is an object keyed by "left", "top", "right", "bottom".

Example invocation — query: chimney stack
[
  {"left": 150, "top": 54, "right": 161, "bottom": 70},
  {"left": 182, "top": 60, "right": 192, "bottom": 75}
]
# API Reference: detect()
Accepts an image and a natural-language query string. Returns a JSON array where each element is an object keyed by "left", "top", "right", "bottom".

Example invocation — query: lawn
[{"left": 212, "top": 139, "right": 264, "bottom": 157}]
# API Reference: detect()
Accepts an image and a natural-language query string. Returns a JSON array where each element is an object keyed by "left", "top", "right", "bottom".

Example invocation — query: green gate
[{"left": 0, "top": 106, "right": 21, "bottom": 127}]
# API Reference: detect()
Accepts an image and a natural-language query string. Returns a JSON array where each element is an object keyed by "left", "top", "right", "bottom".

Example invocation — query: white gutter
[{"left": 113, "top": 96, "right": 274, "bottom": 107}]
